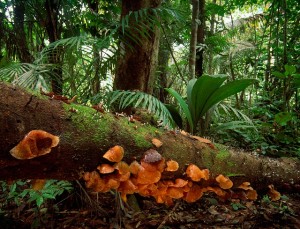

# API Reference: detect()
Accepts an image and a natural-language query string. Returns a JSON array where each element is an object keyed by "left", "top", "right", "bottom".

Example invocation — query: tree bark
[
  {"left": 44, "top": 0, "right": 63, "bottom": 94},
  {"left": 195, "top": 0, "right": 205, "bottom": 78},
  {"left": 189, "top": 0, "right": 199, "bottom": 79},
  {"left": 13, "top": 0, "right": 33, "bottom": 63},
  {"left": 114, "top": 0, "right": 162, "bottom": 94},
  {"left": 0, "top": 82, "right": 300, "bottom": 191}
]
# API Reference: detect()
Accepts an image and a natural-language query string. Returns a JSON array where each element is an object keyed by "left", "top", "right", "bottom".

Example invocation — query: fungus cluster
[{"left": 83, "top": 145, "right": 260, "bottom": 205}]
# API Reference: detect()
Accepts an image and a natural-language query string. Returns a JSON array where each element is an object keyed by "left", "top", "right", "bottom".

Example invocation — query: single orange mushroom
[
  {"left": 102, "top": 175, "right": 120, "bottom": 191},
  {"left": 31, "top": 179, "right": 47, "bottom": 191},
  {"left": 114, "top": 161, "right": 130, "bottom": 175},
  {"left": 151, "top": 138, "right": 163, "bottom": 148},
  {"left": 205, "top": 186, "right": 226, "bottom": 197},
  {"left": 168, "top": 178, "right": 189, "bottom": 188},
  {"left": 97, "top": 164, "right": 115, "bottom": 174},
  {"left": 186, "top": 164, "right": 210, "bottom": 182},
  {"left": 118, "top": 179, "right": 138, "bottom": 202},
  {"left": 129, "top": 161, "right": 141, "bottom": 174},
  {"left": 136, "top": 167, "right": 161, "bottom": 185},
  {"left": 166, "top": 187, "right": 184, "bottom": 199},
  {"left": 245, "top": 189, "right": 258, "bottom": 200},
  {"left": 165, "top": 160, "right": 179, "bottom": 172},
  {"left": 237, "top": 182, "right": 253, "bottom": 191},
  {"left": 83, "top": 171, "right": 105, "bottom": 191},
  {"left": 215, "top": 174, "right": 233, "bottom": 189},
  {"left": 184, "top": 184, "right": 204, "bottom": 203},
  {"left": 268, "top": 184, "right": 281, "bottom": 201},
  {"left": 10, "top": 130, "right": 59, "bottom": 159},
  {"left": 103, "top": 145, "right": 124, "bottom": 162}
]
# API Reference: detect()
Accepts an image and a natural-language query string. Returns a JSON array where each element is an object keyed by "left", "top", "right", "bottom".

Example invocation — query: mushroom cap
[
  {"left": 103, "top": 145, "right": 124, "bottom": 162},
  {"left": 165, "top": 160, "right": 179, "bottom": 172},
  {"left": 10, "top": 130, "right": 59, "bottom": 159},
  {"left": 184, "top": 184, "right": 204, "bottom": 203},
  {"left": 136, "top": 167, "right": 161, "bottom": 185},
  {"left": 167, "top": 187, "right": 184, "bottom": 199},
  {"left": 268, "top": 184, "right": 281, "bottom": 201},
  {"left": 97, "top": 164, "right": 115, "bottom": 174},
  {"left": 186, "top": 164, "right": 209, "bottom": 182},
  {"left": 215, "top": 174, "right": 233, "bottom": 189},
  {"left": 237, "top": 182, "right": 253, "bottom": 190},
  {"left": 151, "top": 138, "right": 163, "bottom": 148},
  {"left": 114, "top": 161, "right": 130, "bottom": 175},
  {"left": 205, "top": 186, "right": 226, "bottom": 197},
  {"left": 246, "top": 189, "right": 258, "bottom": 200},
  {"left": 129, "top": 161, "right": 141, "bottom": 174}
]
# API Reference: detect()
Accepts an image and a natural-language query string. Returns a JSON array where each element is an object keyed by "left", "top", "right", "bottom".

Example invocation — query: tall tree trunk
[
  {"left": 13, "top": 0, "right": 33, "bottom": 63},
  {"left": 189, "top": 0, "right": 199, "bottom": 79},
  {"left": 86, "top": 0, "right": 101, "bottom": 96},
  {"left": 114, "top": 0, "right": 162, "bottom": 94},
  {"left": 44, "top": 0, "right": 62, "bottom": 94},
  {"left": 195, "top": 0, "right": 205, "bottom": 78},
  {"left": 0, "top": 82, "right": 300, "bottom": 192},
  {"left": 207, "top": 0, "right": 216, "bottom": 75},
  {"left": 157, "top": 41, "right": 170, "bottom": 103}
]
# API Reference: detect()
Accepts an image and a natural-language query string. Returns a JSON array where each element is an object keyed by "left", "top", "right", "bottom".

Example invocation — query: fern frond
[
  {"left": 211, "top": 102, "right": 257, "bottom": 134},
  {"left": 212, "top": 120, "right": 257, "bottom": 132},
  {"left": 108, "top": 90, "right": 175, "bottom": 128}
]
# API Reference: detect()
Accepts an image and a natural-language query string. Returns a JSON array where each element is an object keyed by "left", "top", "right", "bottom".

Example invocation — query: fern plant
[{"left": 108, "top": 90, "right": 175, "bottom": 128}]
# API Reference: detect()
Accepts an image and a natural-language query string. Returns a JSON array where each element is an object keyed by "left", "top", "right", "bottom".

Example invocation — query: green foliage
[
  {"left": 0, "top": 180, "right": 73, "bottom": 209},
  {"left": 166, "top": 74, "right": 257, "bottom": 133},
  {"left": 108, "top": 90, "right": 175, "bottom": 128},
  {"left": 231, "top": 202, "right": 246, "bottom": 211}
]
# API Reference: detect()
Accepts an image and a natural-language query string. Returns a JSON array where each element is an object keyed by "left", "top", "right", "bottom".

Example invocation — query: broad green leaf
[
  {"left": 191, "top": 74, "right": 227, "bottom": 122},
  {"left": 187, "top": 78, "right": 197, "bottom": 120},
  {"left": 284, "top": 65, "right": 296, "bottom": 75},
  {"left": 272, "top": 71, "right": 286, "bottom": 79},
  {"left": 201, "top": 79, "right": 256, "bottom": 116},
  {"left": 165, "top": 88, "right": 194, "bottom": 133},
  {"left": 36, "top": 196, "right": 44, "bottom": 207},
  {"left": 274, "top": 112, "right": 293, "bottom": 126},
  {"left": 165, "top": 104, "right": 183, "bottom": 129},
  {"left": 292, "top": 78, "right": 300, "bottom": 88}
]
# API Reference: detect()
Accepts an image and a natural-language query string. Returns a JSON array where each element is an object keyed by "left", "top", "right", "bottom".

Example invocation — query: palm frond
[
  {"left": 0, "top": 62, "right": 52, "bottom": 90},
  {"left": 108, "top": 90, "right": 175, "bottom": 128}
]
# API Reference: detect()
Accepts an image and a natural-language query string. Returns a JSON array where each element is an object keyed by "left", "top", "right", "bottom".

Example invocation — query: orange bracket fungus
[
  {"left": 166, "top": 160, "right": 179, "bottom": 172},
  {"left": 103, "top": 145, "right": 124, "bottom": 162},
  {"left": 215, "top": 174, "right": 233, "bottom": 189},
  {"left": 186, "top": 164, "right": 209, "bottom": 182},
  {"left": 83, "top": 146, "right": 260, "bottom": 206},
  {"left": 10, "top": 130, "right": 59, "bottom": 160},
  {"left": 151, "top": 138, "right": 163, "bottom": 148},
  {"left": 268, "top": 184, "right": 281, "bottom": 201}
]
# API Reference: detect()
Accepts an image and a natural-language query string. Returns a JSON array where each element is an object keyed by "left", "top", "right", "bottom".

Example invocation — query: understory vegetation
[{"left": 0, "top": 0, "right": 299, "bottom": 227}]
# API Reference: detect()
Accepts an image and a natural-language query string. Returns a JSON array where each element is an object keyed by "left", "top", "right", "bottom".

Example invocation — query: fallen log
[{"left": 0, "top": 82, "right": 300, "bottom": 192}]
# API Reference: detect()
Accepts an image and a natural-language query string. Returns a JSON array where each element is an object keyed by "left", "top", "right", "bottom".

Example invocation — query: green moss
[
  {"left": 227, "top": 161, "right": 235, "bottom": 167},
  {"left": 62, "top": 103, "right": 113, "bottom": 144},
  {"left": 216, "top": 150, "right": 231, "bottom": 161},
  {"left": 117, "top": 118, "right": 159, "bottom": 149},
  {"left": 62, "top": 103, "right": 163, "bottom": 150},
  {"left": 24, "top": 88, "right": 48, "bottom": 100}
]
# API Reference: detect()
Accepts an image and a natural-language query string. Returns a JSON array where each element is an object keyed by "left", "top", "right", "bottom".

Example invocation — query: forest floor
[{"left": 1, "top": 187, "right": 300, "bottom": 229}]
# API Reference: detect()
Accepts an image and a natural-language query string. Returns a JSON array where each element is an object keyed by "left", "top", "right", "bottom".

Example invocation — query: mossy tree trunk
[{"left": 0, "top": 82, "right": 300, "bottom": 191}]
